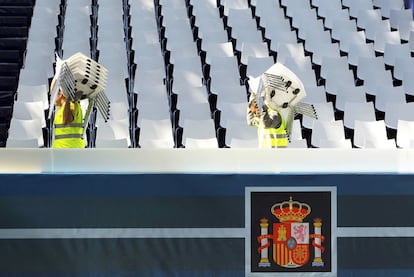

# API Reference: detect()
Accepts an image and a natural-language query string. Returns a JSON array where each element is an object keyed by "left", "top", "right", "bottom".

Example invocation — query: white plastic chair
[
  {"left": 319, "top": 138, "right": 353, "bottom": 148},
  {"left": 221, "top": 0, "right": 250, "bottom": 17},
  {"left": 310, "top": 41, "right": 341, "bottom": 67},
  {"left": 311, "top": 119, "right": 347, "bottom": 148},
  {"left": 356, "top": 57, "right": 394, "bottom": 97},
  {"left": 275, "top": 42, "right": 306, "bottom": 64},
  {"left": 353, "top": 120, "right": 396, "bottom": 148},
  {"left": 389, "top": 8, "right": 413, "bottom": 30},
  {"left": 322, "top": 7, "right": 350, "bottom": 30},
  {"left": 225, "top": 119, "right": 259, "bottom": 148},
  {"left": 377, "top": 0, "right": 405, "bottom": 19},
  {"left": 313, "top": 0, "right": 342, "bottom": 19},
  {"left": 217, "top": 101, "right": 248, "bottom": 127},
  {"left": 6, "top": 138, "right": 41, "bottom": 148},
  {"left": 346, "top": 0, "right": 374, "bottom": 19},
  {"left": 7, "top": 118, "right": 44, "bottom": 148},
  {"left": 260, "top": 17, "right": 293, "bottom": 40},
  {"left": 139, "top": 118, "right": 175, "bottom": 148},
  {"left": 338, "top": 30, "right": 367, "bottom": 54},
  {"left": 283, "top": 56, "right": 318, "bottom": 88},
  {"left": 134, "top": 68, "right": 166, "bottom": 92},
  {"left": 324, "top": 68, "right": 356, "bottom": 97},
  {"left": 95, "top": 118, "right": 132, "bottom": 147},
  {"left": 396, "top": 120, "right": 414, "bottom": 148},
  {"left": 374, "top": 29, "right": 401, "bottom": 54},
  {"left": 12, "top": 100, "right": 47, "bottom": 128},
  {"left": 95, "top": 138, "right": 130, "bottom": 148},
  {"left": 202, "top": 41, "right": 235, "bottom": 65},
  {"left": 343, "top": 101, "right": 377, "bottom": 130},
  {"left": 181, "top": 118, "right": 217, "bottom": 147},
  {"left": 289, "top": 119, "right": 304, "bottom": 141},
  {"left": 384, "top": 102, "right": 414, "bottom": 130},
  {"left": 301, "top": 86, "right": 327, "bottom": 104},
  {"left": 290, "top": 6, "right": 318, "bottom": 30},
  {"left": 402, "top": 70, "right": 414, "bottom": 97},
  {"left": 374, "top": 85, "right": 407, "bottom": 113},
  {"left": 335, "top": 84, "right": 368, "bottom": 112},
  {"left": 239, "top": 41, "right": 270, "bottom": 66},
  {"left": 397, "top": 14, "right": 414, "bottom": 41},
  {"left": 16, "top": 83, "right": 49, "bottom": 110},
  {"left": 355, "top": 56, "right": 386, "bottom": 82},
  {"left": 176, "top": 101, "right": 212, "bottom": 128},
  {"left": 302, "top": 101, "right": 335, "bottom": 130},
  {"left": 347, "top": 42, "right": 375, "bottom": 67},
  {"left": 383, "top": 43, "right": 411, "bottom": 67},
  {"left": 365, "top": 18, "right": 391, "bottom": 42},
  {"left": 356, "top": 9, "right": 382, "bottom": 31},
  {"left": 245, "top": 56, "right": 275, "bottom": 80},
  {"left": 331, "top": 18, "right": 357, "bottom": 42},
  {"left": 320, "top": 56, "right": 349, "bottom": 80}
]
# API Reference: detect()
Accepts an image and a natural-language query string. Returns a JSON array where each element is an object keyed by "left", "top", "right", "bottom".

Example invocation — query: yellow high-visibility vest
[
  {"left": 258, "top": 110, "right": 288, "bottom": 148},
  {"left": 52, "top": 102, "right": 85, "bottom": 148}
]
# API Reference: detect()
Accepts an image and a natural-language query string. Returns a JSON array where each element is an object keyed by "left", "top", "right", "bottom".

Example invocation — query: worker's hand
[
  {"left": 263, "top": 107, "right": 282, "bottom": 129},
  {"left": 249, "top": 99, "right": 260, "bottom": 117}
]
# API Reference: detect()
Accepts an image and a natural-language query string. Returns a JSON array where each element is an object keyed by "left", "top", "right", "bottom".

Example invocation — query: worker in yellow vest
[
  {"left": 50, "top": 76, "right": 85, "bottom": 148},
  {"left": 247, "top": 92, "right": 288, "bottom": 148}
]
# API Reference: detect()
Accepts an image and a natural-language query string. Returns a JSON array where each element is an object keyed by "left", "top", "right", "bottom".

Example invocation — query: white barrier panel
[{"left": 0, "top": 148, "right": 413, "bottom": 174}]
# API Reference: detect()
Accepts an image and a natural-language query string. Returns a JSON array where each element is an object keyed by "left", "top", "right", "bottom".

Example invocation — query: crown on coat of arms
[{"left": 271, "top": 197, "right": 311, "bottom": 223}]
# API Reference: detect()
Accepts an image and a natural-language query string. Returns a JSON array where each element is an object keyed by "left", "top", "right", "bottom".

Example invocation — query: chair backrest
[
  {"left": 182, "top": 118, "right": 217, "bottom": 145},
  {"left": 184, "top": 137, "right": 219, "bottom": 148},
  {"left": 203, "top": 41, "right": 235, "bottom": 65},
  {"left": 374, "top": 86, "right": 406, "bottom": 113},
  {"left": 139, "top": 118, "right": 174, "bottom": 148},
  {"left": 6, "top": 138, "right": 41, "bottom": 148},
  {"left": 245, "top": 56, "right": 275, "bottom": 78},
  {"left": 95, "top": 138, "right": 130, "bottom": 148},
  {"left": 347, "top": 42, "right": 375, "bottom": 66},
  {"left": 240, "top": 41, "right": 269, "bottom": 65},
  {"left": 311, "top": 119, "right": 346, "bottom": 148},
  {"left": 7, "top": 118, "right": 44, "bottom": 147},
  {"left": 343, "top": 101, "right": 376, "bottom": 129},
  {"left": 347, "top": 0, "right": 374, "bottom": 18},
  {"left": 383, "top": 43, "right": 411, "bottom": 67},
  {"left": 12, "top": 100, "right": 46, "bottom": 127},
  {"left": 378, "top": 0, "right": 405, "bottom": 18},
  {"left": 396, "top": 120, "right": 414, "bottom": 148},
  {"left": 335, "top": 84, "right": 367, "bottom": 112},
  {"left": 356, "top": 9, "right": 382, "bottom": 30},
  {"left": 319, "top": 138, "right": 353, "bottom": 149},
  {"left": 95, "top": 118, "right": 131, "bottom": 144},
  {"left": 217, "top": 101, "right": 248, "bottom": 127},
  {"left": 302, "top": 101, "right": 335, "bottom": 129},
  {"left": 353, "top": 120, "right": 396, "bottom": 148},
  {"left": 225, "top": 119, "right": 258, "bottom": 148}
]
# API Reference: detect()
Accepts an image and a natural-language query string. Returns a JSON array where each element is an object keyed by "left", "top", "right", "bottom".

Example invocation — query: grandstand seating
[
  {"left": 0, "top": 0, "right": 34, "bottom": 146},
  {"left": 0, "top": 0, "right": 413, "bottom": 149}
]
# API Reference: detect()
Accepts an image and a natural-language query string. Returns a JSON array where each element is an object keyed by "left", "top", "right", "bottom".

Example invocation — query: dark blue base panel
[{"left": 0, "top": 173, "right": 413, "bottom": 276}]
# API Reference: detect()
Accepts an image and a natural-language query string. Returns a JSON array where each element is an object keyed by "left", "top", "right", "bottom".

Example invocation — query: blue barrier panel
[{"left": 0, "top": 173, "right": 413, "bottom": 276}]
